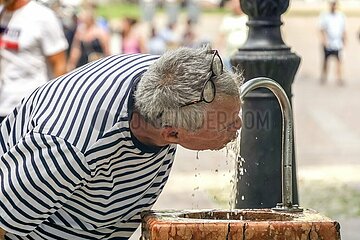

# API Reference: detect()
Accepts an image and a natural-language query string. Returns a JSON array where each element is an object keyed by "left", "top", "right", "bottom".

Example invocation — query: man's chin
[
  {"left": 180, "top": 140, "right": 230, "bottom": 151},
  {"left": 212, "top": 138, "right": 238, "bottom": 151},
  {"left": 181, "top": 145, "right": 222, "bottom": 151},
  {"left": 209, "top": 143, "right": 228, "bottom": 151}
]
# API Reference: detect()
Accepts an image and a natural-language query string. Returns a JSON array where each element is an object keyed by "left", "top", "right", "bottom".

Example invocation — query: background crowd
[
  {"left": 37, "top": 0, "right": 249, "bottom": 68},
  {"left": 0, "top": 0, "right": 250, "bottom": 123}
]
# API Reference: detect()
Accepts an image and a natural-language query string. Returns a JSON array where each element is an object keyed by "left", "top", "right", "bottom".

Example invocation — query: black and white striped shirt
[{"left": 0, "top": 54, "right": 177, "bottom": 239}]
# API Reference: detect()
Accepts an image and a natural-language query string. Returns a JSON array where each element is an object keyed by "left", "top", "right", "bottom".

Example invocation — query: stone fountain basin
[{"left": 141, "top": 209, "right": 341, "bottom": 239}]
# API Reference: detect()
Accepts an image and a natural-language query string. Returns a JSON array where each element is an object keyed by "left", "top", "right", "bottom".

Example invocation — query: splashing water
[{"left": 225, "top": 130, "right": 246, "bottom": 209}]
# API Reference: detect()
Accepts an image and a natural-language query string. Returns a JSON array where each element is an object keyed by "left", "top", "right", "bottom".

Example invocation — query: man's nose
[
  {"left": 234, "top": 116, "right": 242, "bottom": 130},
  {"left": 228, "top": 116, "right": 242, "bottom": 132}
]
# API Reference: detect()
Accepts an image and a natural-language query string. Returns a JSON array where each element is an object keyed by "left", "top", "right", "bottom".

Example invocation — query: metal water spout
[{"left": 240, "top": 77, "right": 302, "bottom": 212}]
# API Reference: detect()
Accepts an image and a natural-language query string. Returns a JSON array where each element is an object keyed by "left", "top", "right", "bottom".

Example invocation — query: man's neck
[
  {"left": 130, "top": 112, "right": 169, "bottom": 148},
  {"left": 5, "top": 0, "right": 29, "bottom": 11}
]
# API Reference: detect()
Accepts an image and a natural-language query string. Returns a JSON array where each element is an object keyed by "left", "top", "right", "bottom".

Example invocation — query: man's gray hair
[{"left": 134, "top": 46, "right": 242, "bottom": 131}]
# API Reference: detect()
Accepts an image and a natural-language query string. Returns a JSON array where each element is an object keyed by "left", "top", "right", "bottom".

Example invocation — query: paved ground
[{"left": 130, "top": 9, "right": 360, "bottom": 240}]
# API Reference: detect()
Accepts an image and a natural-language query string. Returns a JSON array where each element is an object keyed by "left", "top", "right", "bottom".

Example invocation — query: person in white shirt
[
  {"left": 319, "top": 0, "right": 346, "bottom": 86},
  {"left": 217, "top": 0, "right": 248, "bottom": 71},
  {"left": 0, "top": 0, "right": 68, "bottom": 122}
]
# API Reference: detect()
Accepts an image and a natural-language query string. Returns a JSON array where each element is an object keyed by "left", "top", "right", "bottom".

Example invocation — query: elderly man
[
  {"left": 0, "top": 0, "right": 68, "bottom": 122},
  {"left": 0, "top": 46, "right": 242, "bottom": 239}
]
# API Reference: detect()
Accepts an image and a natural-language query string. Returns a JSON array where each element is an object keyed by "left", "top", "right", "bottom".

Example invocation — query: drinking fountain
[
  {"left": 140, "top": 78, "right": 341, "bottom": 240},
  {"left": 240, "top": 77, "right": 300, "bottom": 212}
]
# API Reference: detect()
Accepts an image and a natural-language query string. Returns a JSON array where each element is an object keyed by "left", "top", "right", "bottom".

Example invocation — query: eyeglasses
[{"left": 179, "top": 50, "right": 223, "bottom": 108}]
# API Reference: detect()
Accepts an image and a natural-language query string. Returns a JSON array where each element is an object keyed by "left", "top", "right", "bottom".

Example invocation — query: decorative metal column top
[{"left": 240, "top": 0, "right": 290, "bottom": 50}]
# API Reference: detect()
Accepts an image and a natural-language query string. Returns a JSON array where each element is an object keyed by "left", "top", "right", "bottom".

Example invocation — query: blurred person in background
[
  {"left": 139, "top": 0, "right": 157, "bottom": 23},
  {"left": 165, "top": 0, "right": 180, "bottom": 26},
  {"left": 185, "top": 0, "right": 200, "bottom": 25},
  {"left": 67, "top": 9, "right": 110, "bottom": 70},
  {"left": 181, "top": 18, "right": 197, "bottom": 48},
  {"left": 121, "top": 17, "right": 146, "bottom": 54},
  {"left": 159, "top": 21, "right": 180, "bottom": 50},
  {"left": 63, "top": 13, "right": 79, "bottom": 58},
  {"left": 216, "top": 0, "right": 248, "bottom": 71},
  {"left": 0, "top": 0, "right": 68, "bottom": 123},
  {"left": 147, "top": 24, "right": 167, "bottom": 55},
  {"left": 319, "top": 0, "right": 346, "bottom": 86}
]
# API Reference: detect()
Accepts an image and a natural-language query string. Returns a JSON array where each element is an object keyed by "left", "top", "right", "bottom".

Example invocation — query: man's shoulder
[
  {"left": 319, "top": 11, "right": 331, "bottom": 19},
  {"left": 336, "top": 12, "right": 346, "bottom": 20},
  {"left": 24, "top": 1, "right": 58, "bottom": 20},
  {"left": 26, "top": 1, "right": 52, "bottom": 12}
]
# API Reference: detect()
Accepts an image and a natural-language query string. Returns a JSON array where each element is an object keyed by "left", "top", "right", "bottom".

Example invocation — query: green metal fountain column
[{"left": 230, "top": 0, "right": 301, "bottom": 208}]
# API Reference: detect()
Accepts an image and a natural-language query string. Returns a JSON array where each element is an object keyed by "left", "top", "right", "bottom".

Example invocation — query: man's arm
[
  {"left": 318, "top": 13, "right": 328, "bottom": 47},
  {"left": 320, "top": 29, "right": 327, "bottom": 47},
  {"left": 0, "top": 228, "right": 5, "bottom": 239},
  {"left": 40, "top": 6, "right": 68, "bottom": 78},
  {"left": 47, "top": 50, "right": 67, "bottom": 78}
]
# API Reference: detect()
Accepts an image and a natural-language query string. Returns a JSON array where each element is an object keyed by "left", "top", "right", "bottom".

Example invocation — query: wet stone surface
[{"left": 141, "top": 209, "right": 341, "bottom": 240}]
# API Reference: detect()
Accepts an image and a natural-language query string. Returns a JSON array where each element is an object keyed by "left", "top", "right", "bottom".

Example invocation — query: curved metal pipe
[{"left": 240, "top": 77, "right": 301, "bottom": 212}]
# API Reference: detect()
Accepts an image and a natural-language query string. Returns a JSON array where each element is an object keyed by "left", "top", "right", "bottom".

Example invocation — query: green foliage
[
  {"left": 95, "top": 2, "right": 230, "bottom": 20},
  {"left": 96, "top": 3, "right": 142, "bottom": 19},
  {"left": 299, "top": 180, "right": 360, "bottom": 218}
]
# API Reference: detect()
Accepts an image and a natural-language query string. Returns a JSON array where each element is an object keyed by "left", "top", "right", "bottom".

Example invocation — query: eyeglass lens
[
  {"left": 212, "top": 53, "right": 223, "bottom": 76},
  {"left": 203, "top": 80, "right": 215, "bottom": 103}
]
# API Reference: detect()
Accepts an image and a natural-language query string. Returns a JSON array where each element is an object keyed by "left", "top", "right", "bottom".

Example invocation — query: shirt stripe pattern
[{"left": 0, "top": 54, "right": 177, "bottom": 239}]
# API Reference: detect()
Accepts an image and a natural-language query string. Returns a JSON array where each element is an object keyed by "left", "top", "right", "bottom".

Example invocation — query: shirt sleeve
[
  {"left": 0, "top": 132, "right": 90, "bottom": 236},
  {"left": 40, "top": 8, "right": 68, "bottom": 56}
]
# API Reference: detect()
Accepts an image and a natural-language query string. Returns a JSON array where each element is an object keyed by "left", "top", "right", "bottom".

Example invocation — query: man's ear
[{"left": 161, "top": 126, "right": 180, "bottom": 144}]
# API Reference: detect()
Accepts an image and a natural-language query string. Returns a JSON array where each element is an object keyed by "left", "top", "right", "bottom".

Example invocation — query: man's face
[
  {"left": 177, "top": 97, "right": 242, "bottom": 151},
  {"left": 330, "top": 2, "right": 337, "bottom": 12},
  {"left": 0, "top": 0, "right": 15, "bottom": 7}
]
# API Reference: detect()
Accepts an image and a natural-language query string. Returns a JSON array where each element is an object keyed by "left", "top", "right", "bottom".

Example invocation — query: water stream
[
  {"left": 225, "top": 130, "right": 244, "bottom": 209},
  {"left": 189, "top": 129, "right": 244, "bottom": 210}
]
